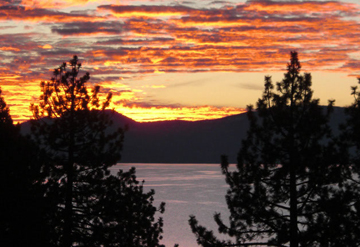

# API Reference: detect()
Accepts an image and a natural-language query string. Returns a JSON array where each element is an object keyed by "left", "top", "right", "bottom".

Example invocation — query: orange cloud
[
  {"left": 20, "top": 0, "right": 95, "bottom": 9},
  {"left": 0, "top": 5, "right": 106, "bottom": 23},
  {"left": 1, "top": 78, "right": 40, "bottom": 123},
  {"left": 2, "top": 0, "right": 360, "bottom": 123},
  {"left": 1, "top": 74, "right": 245, "bottom": 123},
  {"left": 0, "top": 47, "right": 20, "bottom": 51},
  {"left": 110, "top": 104, "right": 247, "bottom": 122},
  {"left": 41, "top": 44, "right": 52, "bottom": 49},
  {"left": 242, "top": 1, "right": 358, "bottom": 15},
  {"left": 150, "top": 85, "right": 165, "bottom": 88},
  {"left": 98, "top": 5, "right": 198, "bottom": 18}
]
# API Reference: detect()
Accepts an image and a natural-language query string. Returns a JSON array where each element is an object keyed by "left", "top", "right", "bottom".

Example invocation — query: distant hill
[
  {"left": 114, "top": 112, "right": 250, "bottom": 164},
  {"left": 21, "top": 107, "right": 347, "bottom": 164}
]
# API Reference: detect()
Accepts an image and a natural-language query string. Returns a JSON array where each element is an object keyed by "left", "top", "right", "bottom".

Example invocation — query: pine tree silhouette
[
  {"left": 190, "top": 51, "right": 356, "bottom": 247},
  {"left": 30, "top": 56, "right": 168, "bottom": 246}
]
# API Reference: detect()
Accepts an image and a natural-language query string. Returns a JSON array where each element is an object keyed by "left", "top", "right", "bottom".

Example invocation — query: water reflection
[{"left": 110, "top": 163, "right": 231, "bottom": 247}]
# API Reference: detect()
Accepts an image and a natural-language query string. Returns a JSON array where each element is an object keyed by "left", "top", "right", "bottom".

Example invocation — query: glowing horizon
[{"left": 1, "top": 0, "right": 360, "bottom": 123}]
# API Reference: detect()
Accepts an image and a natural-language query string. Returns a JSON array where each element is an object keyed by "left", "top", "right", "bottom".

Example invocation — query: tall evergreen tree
[
  {"left": 334, "top": 78, "right": 360, "bottom": 244},
  {"left": 0, "top": 87, "right": 53, "bottom": 246},
  {"left": 30, "top": 56, "right": 167, "bottom": 246},
  {"left": 342, "top": 77, "right": 360, "bottom": 168},
  {"left": 190, "top": 51, "right": 353, "bottom": 247},
  {"left": 0, "top": 87, "right": 12, "bottom": 125}
]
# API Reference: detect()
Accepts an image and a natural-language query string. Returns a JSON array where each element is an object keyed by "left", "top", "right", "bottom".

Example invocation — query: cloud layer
[{"left": 1, "top": 0, "right": 360, "bottom": 122}]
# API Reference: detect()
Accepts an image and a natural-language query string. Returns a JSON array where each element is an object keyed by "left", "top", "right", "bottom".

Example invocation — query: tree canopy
[
  {"left": 0, "top": 87, "right": 12, "bottom": 126},
  {"left": 29, "top": 55, "right": 167, "bottom": 246},
  {"left": 0, "top": 87, "right": 54, "bottom": 246},
  {"left": 189, "top": 51, "right": 357, "bottom": 247}
]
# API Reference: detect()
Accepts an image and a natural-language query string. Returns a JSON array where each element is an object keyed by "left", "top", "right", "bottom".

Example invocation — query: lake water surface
[{"left": 110, "top": 163, "right": 233, "bottom": 247}]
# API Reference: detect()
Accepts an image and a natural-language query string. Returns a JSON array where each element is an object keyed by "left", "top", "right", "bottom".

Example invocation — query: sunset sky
[{"left": 1, "top": 0, "right": 360, "bottom": 123}]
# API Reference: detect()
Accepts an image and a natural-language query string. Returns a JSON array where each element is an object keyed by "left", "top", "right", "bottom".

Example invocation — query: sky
[{"left": 1, "top": 0, "right": 360, "bottom": 123}]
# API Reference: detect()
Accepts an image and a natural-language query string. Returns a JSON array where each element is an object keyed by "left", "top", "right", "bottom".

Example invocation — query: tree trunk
[
  {"left": 64, "top": 158, "right": 73, "bottom": 247},
  {"left": 63, "top": 84, "right": 75, "bottom": 247},
  {"left": 290, "top": 165, "right": 298, "bottom": 247},
  {"left": 289, "top": 69, "right": 298, "bottom": 247}
]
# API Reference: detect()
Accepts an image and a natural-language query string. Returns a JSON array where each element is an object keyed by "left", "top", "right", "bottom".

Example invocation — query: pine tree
[
  {"left": 81, "top": 167, "right": 166, "bottom": 246},
  {"left": 190, "top": 51, "right": 353, "bottom": 246},
  {"left": 343, "top": 77, "right": 360, "bottom": 167},
  {"left": 30, "top": 56, "right": 167, "bottom": 246},
  {"left": 0, "top": 87, "right": 53, "bottom": 246},
  {"left": 333, "top": 78, "right": 360, "bottom": 245},
  {"left": 0, "top": 87, "right": 12, "bottom": 125}
]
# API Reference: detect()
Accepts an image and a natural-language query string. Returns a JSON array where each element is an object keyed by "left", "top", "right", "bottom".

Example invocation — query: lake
[{"left": 109, "top": 163, "right": 233, "bottom": 247}]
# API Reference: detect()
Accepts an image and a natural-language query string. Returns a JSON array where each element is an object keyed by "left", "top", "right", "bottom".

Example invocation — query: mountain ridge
[{"left": 21, "top": 106, "right": 347, "bottom": 164}]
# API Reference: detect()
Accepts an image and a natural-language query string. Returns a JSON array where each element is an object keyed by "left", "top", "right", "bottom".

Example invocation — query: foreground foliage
[
  {"left": 190, "top": 52, "right": 359, "bottom": 247},
  {"left": 29, "top": 56, "right": 167, "bottom": 246},
  {"left": 0, "top": 87, "right": 54, "bottom": 246}
]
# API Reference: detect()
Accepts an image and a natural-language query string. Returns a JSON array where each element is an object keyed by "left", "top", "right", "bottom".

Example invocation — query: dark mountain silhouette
[{"left": 21, "top": 106, "right": 347, "bottom": 164}]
